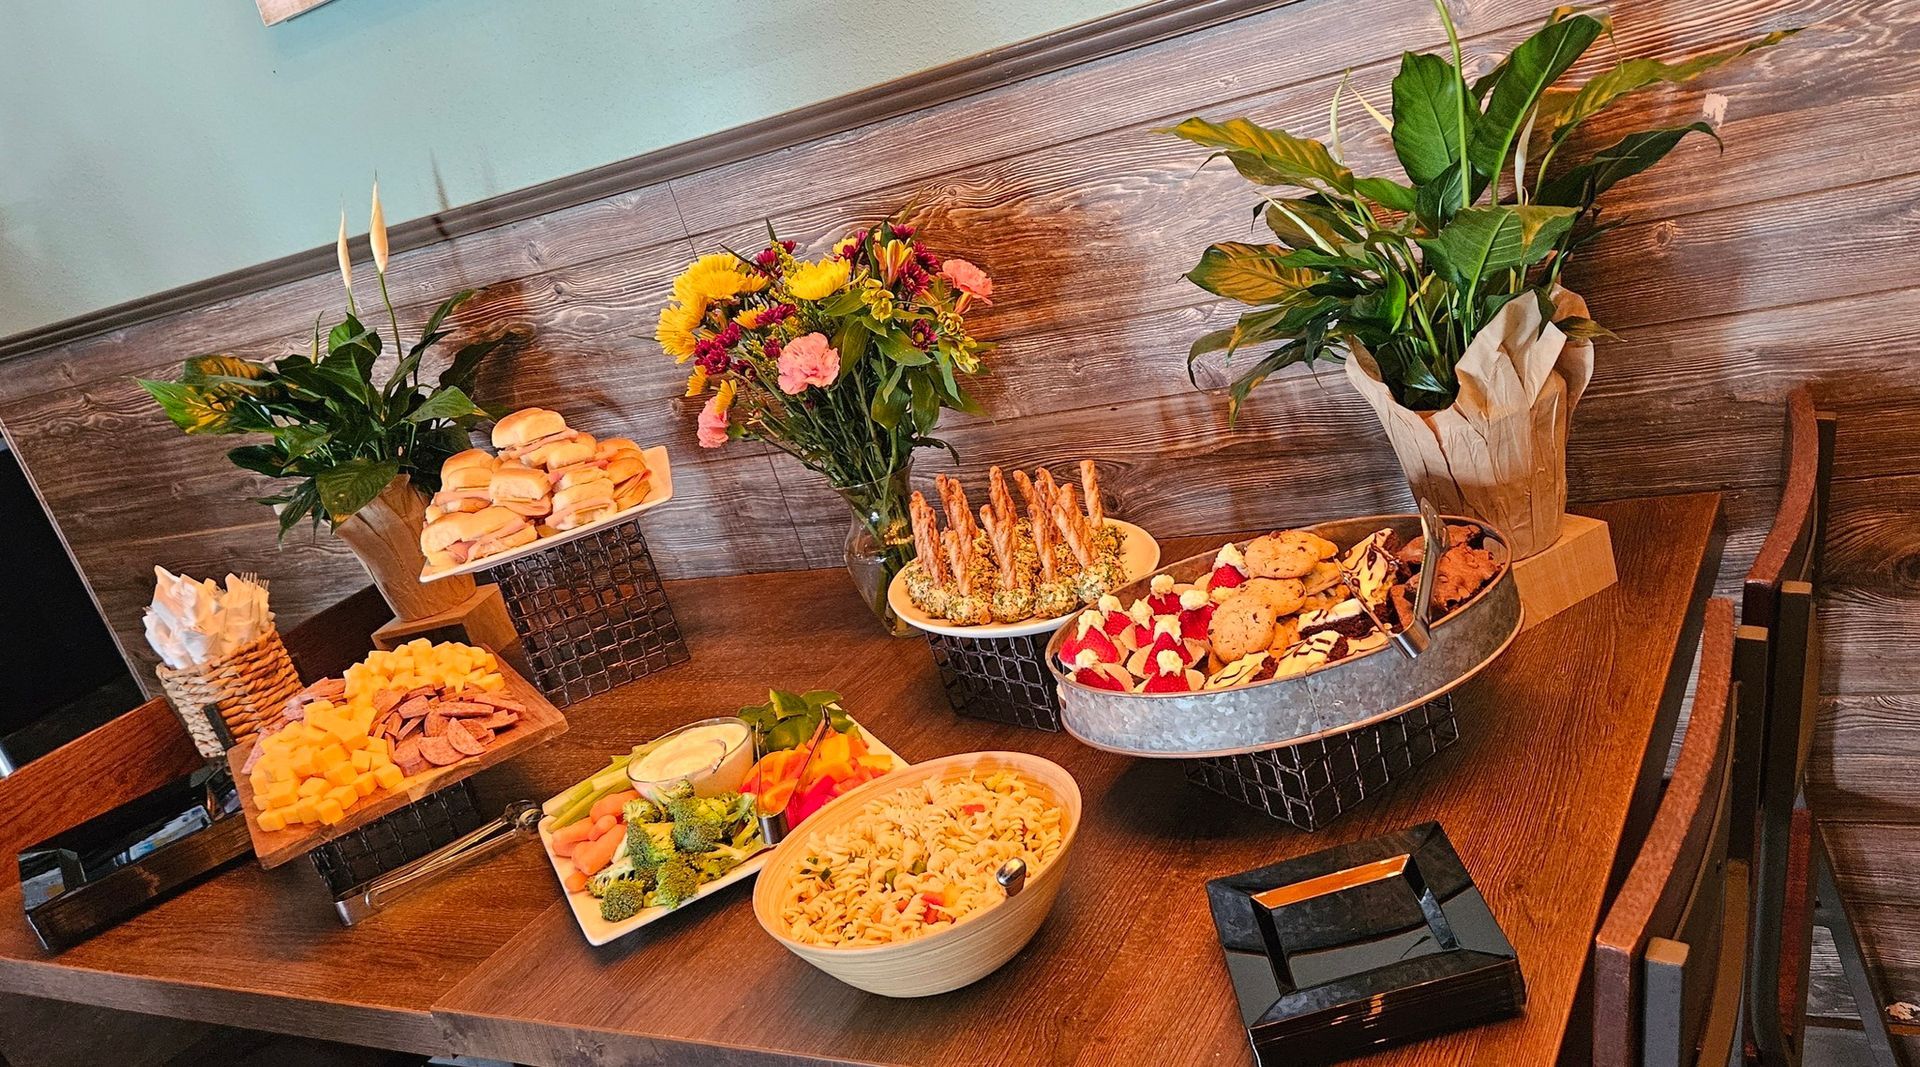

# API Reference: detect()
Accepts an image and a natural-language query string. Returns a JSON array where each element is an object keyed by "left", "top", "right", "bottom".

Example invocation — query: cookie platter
[{"left": 1045, "top": 514, "right": 1520, "bottom": 758}]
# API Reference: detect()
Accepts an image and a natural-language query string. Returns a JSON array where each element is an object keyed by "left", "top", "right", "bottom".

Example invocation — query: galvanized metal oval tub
[{"left": 1047, "top": 514, "right": 1521, "bottom": 758}]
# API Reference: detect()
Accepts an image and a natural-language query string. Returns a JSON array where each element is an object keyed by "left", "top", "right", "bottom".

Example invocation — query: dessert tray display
[
  {"left": 538, "top": 689, "right": 905, "bottom": 946},
  {"left": 229, "top": 640, "right": 567, "bottom": 867},
  {"left": 886, "top": 462, "right": 1161, "bottom": 638},
  {"left": 1047, "top": 513, "right": 1520, "bottom": 757},
  {"left": 418, "top": 407, "right": 674, "bottom": 582}
]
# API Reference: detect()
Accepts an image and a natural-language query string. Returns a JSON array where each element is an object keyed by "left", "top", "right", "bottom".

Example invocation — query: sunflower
[
  {"left": 655, "top": 300, "right": 705, "bottom": 361},
  {"left": 735, "top": 306, "right": 769, "bottom": 329},
  {"left": 786, "top": 258, "right": 852, "bottom": 302},
  {"left": 684, "top": 365, "right": 709, "bottom": 397},
  {"left": 675, "top": 253, "right": 765, "bottom": 303}
]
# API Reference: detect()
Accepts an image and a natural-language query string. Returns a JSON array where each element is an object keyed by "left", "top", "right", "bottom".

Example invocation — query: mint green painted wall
[{"left": 0, "top": 0, "right": 1135, "bottom": 338}]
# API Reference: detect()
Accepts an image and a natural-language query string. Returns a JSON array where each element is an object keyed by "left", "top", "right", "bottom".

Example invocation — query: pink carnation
[
  {"left": 696, "top": 394, "right": 730, "bottom": 448},
  {"left": 776, "top": 332, "right": 840, "bottom": 394},
  {"left": 939, "top": 258, "right": 992, "bottom": 305}
]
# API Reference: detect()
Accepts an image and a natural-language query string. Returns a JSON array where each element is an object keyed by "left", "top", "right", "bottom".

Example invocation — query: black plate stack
[{"left": 1207, "top": 822, "right": 1525, "bottom": 1064}]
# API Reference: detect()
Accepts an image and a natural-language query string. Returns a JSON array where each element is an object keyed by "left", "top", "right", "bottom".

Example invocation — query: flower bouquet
[
  {"left": 657, "top": 220, "right": 995, "bottom": 633},
  {"left": 1166, "top": 3, "right": 1791, "bottom": 556}
]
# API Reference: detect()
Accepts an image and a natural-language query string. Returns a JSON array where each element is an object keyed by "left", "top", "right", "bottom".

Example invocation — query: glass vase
[{"left": 832, "top": 466, "right": 917, "bottom": 637}]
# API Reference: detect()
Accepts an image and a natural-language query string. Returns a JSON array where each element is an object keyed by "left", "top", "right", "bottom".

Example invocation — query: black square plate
[{"left": 1207, "top": 822, "right": 1525, "bottom": 1065}]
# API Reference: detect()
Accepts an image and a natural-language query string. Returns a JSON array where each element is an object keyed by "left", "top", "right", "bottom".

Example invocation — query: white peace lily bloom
[
  {"left": 369, "top": 181, "right": 390, "bottom": 274},
  {"left": 335, "top": 211, "right": 352, "bottom": 295}
]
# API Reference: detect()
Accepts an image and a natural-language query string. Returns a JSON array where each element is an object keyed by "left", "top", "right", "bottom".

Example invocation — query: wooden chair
[
  {"left": 1738, "top": 387, "right": 1904, "bottom": 1067},
  {"left": 1595, "top": 598, "right": 1745, "bottom": 1066}
]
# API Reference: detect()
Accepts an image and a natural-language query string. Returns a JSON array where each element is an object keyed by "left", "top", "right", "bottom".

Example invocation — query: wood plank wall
[{"left": 0, "top": 0, "right": 1913, "bottom": 1022}]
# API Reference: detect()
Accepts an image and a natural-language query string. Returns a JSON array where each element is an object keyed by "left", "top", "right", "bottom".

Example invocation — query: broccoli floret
[
  {"left": 622, "top": 796, "right": 664, "bottom": 825},
  {"left": 587, "top": 858, "right": 633, "bottom": 898},
  {"left": 648, "top": 854, "right": 701, "bottom": 909},
  {"left": 653, "top": 779, "right": 697, "bottom": 804},
  {"left": 599, "top": 879, "right": 648, "bottom": 922},
  {"left": 667, "top": 796, "right": 733, "bottom": 852},
  {"left": 694, "top": 841, "right": 757, "bottom": 881},
  {"left": 627, "top": 821, "right": 677, "bottom": 867},
  {"left": 730, "top": 816, "right": 764, "bottom": 851}
]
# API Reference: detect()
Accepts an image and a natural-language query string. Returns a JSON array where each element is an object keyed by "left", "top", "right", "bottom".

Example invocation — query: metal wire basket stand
[{"left": 924, "top": 631, "right": 1063, "bottom": 732}]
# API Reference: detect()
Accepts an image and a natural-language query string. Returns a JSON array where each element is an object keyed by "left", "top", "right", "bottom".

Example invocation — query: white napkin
[{"left": 144, "top": 567, "right": 275, "bottom": 670}]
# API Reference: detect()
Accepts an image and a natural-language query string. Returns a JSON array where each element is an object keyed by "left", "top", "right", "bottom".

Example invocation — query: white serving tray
[
  {"left": 886, "top": 520, "right": 1161, "bottom": 639},
  {"left": 537, "top": 719, "right": 904, "bottom": 946},
  {"left": 419, "top": 446, "right": 674, "bottom": 583}
]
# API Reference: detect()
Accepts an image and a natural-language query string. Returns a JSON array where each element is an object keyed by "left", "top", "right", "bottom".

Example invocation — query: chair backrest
[
  {"left": 1738, "top": 385, "right": 1837, "bottom": 1066},
  {"left": 0, "top": 698, "right": 206, "bottom": 884},
  {"left": 1595, "top": 598, "right": 1741, "bottom": 1067}
]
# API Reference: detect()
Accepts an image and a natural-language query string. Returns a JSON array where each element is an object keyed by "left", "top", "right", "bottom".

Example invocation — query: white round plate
[
  {"left": 418, "top": 445, "right": 675, "bottom": 583},
  {"left": 886, "top": 519, "right": 1161, "bottom": 639}
]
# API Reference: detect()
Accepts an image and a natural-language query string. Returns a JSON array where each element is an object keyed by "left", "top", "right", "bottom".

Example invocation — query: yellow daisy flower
[
  {"left": 655, "top": 300, "right": 705, "bottom": 361},
  {"left": 684, "top": 365, "right": 709, "bottom": 397},
  {"left": 735, "top": 307, "right": 767, "bottom": 329},
  {"left": 676, "top": 253, "right": 764, "bottom": 303},
  {"left": 714, "top": 378, "right": 738, "bottom": 414},
  {"left": 786, "top": 258, "right": 852, "bottom": 301}
]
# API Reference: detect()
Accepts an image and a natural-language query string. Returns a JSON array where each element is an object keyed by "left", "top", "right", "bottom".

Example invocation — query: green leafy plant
[
  {"left": 1165, "top": 4, "right": 1794, "bottom": 417},
  {"left": 737, "top": 689, "right": 854, "bottom": 753},
  {"left": 139, "top": 186, "right": 517, "bottom": 534}
]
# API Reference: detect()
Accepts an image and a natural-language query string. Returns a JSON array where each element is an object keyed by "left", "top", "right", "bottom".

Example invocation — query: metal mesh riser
[
  {"left": 925, "top": 631, "right": 1063, "bottom": 732},
  {"left": 307, "top": 779, "right": 485, "bottom": 896},
  {"left": 1185, "top": 695, "right": 1459, "bottom": 831},
  {"left": 481, "top": 517, "right": 689, "bottom": 707}
]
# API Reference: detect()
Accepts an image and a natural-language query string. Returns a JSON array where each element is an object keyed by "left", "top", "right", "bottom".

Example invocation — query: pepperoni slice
[
  {"left": 445, "top": 721, "right": 485, "bottom": 756},
  {"left": 424, "top": 713, "right": 449, "bottom": 737},
  {"left": 417, "top": 737, "right": 463, "bottom": 767},
  {"left": 393, "top": 738, "right": 427, "bottom": 776},
  {"left": 477, "top": 711, "right": 519, "bottom": 730},
  {"left": 437, "top": 701, "right": 493, "bottom": 718},
  {"left": 470, "top": 693, "right": 525, "bottom": 711},
  {"left": 372, "top": 689, "right": 404, "bottom": 715},
  {"left": 395, "top": 696, "right": 434, "bottom": 719}
]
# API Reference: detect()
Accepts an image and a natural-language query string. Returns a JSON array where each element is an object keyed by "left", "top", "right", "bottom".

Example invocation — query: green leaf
[
  {"left": 869, "top": 366, "right": 907, "bottom": 430},
  {"left": 270, "top": 423, "right": 332, "bottom": 459},
  {"left": 835, "top": 319, "right": 872, "bottom": 381},
  {"left": 1353, "top": 176, "right": 1417, "bottom": 213},
  {"left": 874, "top": 327, "right": 932, "bottom": 366},
  {"left": 1389, "top": 51, "right": 1468, "bottom": 186},
  {"left": 1184, "top": 242, "right": 1318, "bottom": 302},
  {"left": 315, "top": 458, "right": 400, "bottom": 522},
  {"left": 138, "top": 378, "right": 235, "bottom": 434},
  {"left": 1414, "top": 160, "right": 1466, "bottom": 231},
  {"left": 411, "top": 290, "right": 477, "bottom": 356},
  {"left": 1349, "top": 271, "right": 1409, "bottom": 332},
  {"left": 1416, "top": 205, "right": 1577, "bottom": 288},
  {"left": 438, "top": 332, "right": 517, "bottom": 393},
  {"left": 181, "top": 354, "right": 274, "bottom": 395},
  {"left": 1467, "top": 14, "right": 1606, "bottom": 194},
  {"left": 1538, "top": 29, "right": 1797, "bottom": 145},
  {"left": 266, "top": 481, "right": 321, "bottom": 539},
  {"left": 406, "top": 386, "right": 484, "bottom": 424},
  {"left": 1534, "top": 123, "right": 1719, "bottom": 207},
  {"left": 1158, "top": 116, "right": 1353, "bottom": 192},
  {"left": 908, "top": 370, "right": 938, "bottom": 433},
  {"left": 1556, "top": 315, "right": 1619, "bottom": 341},
  {"left": 821, "top": 289, "right": 867, "bottom": 317},
  {"left": 1262, "top": 199, "right": 1360, "bottom": 250},
  {"left": 226, "top": 444, "right": 286, "bottom": 477}
]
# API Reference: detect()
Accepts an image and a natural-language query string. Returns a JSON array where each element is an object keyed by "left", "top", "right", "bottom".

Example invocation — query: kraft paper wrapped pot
[{"left": 1345, "top": 288, "right": 1593, "bottom": 560}]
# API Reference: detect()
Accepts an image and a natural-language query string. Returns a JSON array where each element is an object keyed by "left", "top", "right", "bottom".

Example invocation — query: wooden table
[{"left": 0, "top": 495, "right": 1721, "bottom": 1066}]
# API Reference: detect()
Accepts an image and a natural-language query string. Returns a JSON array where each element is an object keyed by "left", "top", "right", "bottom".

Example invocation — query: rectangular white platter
[
  {"left": 537, "top": 719, "right": 904, "bottom": 946},
  {"left": 418, "top": 445, "right": 674, "bottom": 583}
]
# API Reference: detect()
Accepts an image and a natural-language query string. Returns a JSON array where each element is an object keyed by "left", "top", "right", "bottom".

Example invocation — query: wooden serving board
[{"left": 226, "top": 660, "right": 567, "bottom": 868}]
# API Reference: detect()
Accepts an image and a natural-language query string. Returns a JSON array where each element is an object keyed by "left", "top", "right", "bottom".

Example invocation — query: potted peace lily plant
[
  {"left": 139, "top": 184, "right": 517, "bottom": 620},
  {"left": 657, "top": 219, "right": 995, "bottom": 633},
  {"left": 1167, "top": 5, "right": 1791, "bottom": 556}
]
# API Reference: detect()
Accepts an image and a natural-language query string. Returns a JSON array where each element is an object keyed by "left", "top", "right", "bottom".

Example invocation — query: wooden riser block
[
  {"left": 372, "top": 584, "right": 522, "bottom": 662},
  {"left": 1512, "top": 514, "right": 1618, "bottom": 631}
]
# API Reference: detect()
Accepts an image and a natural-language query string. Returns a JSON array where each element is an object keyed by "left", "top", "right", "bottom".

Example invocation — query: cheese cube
[
  {"left": 260, "top": 779, "right": 299, "bottom": 807},
  {"left": 350, "top": 750, "right": 373, "bottom": 772},
  {"left": 293, "top": 797, "right": 320, "bottom": 824},
  {"left": 297, "top": 777, "right": 328, "bottom": 798},
  {"left": 351, "top": 771, "right": 377, "bottom": 797},
  {"left": 372, "top": 764, "right": 404, "bottom": 790},
  {"left": 323, "top": 762, "right": 358, "bottom": 787},
  {"left": 315, "top": 798, "right": 346, "bottom": 825},
  {"left": 290, "top": 749, "right": 317, "bottom": 778},
  {"left": 257, "top": 807, "right": 288, "bottom": 833},
  {"left": 316, "top": 743, "right": 349, "bottom": 770},
  {"left": 325, "top": 784, "right": 359, "bottom": 810}
]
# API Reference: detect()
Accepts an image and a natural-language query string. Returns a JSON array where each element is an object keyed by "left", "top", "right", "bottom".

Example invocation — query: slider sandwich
[
  {"left": 426, "top": 449, "right": 496, "bottom": 522},
  {"left": 492, "top": 408, "right": 595, "bottom": 469},
  {"left": 488, "top": 462, "right": 553, "bottom": 519},
  {"left": 549, "top": 467, "right": 617, "bottom": 531},
  {"left": 420, "top": 506, "right": 537, "bottom": 568}
]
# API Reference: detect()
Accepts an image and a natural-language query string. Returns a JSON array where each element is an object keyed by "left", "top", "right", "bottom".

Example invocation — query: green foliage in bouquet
[
  {"left": 1166, "top": 3, "right": 1793, "bottom": 417},
  {"left": 138, "top": 292, "right": 514, "bottom": 536}
]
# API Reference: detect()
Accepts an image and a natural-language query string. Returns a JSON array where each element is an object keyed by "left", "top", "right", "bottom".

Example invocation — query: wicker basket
[{"left": 155, "top": 629, "right": 304, "bottom": 758}]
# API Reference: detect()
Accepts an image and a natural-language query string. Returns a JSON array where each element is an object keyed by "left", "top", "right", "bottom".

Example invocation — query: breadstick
[
  {"left": 981, "top": 504, "right": 1017, "bottom": 591},
  {"left": 1052, "top": 484, "right": 1096, "bottom": 568},
  {"left": 988, "top": 466, "right": 1017, "bottom": 529},
  {"left": 1079, "top": 459, "right": 1105, "bottom": 528},
  {"left": 910, "top": 492, "right": 948, "bottom": 584},
  {"left": 935, "top": 473, "right": 978, "bottom": 546},
  {"left": 1010, "top": 469, "right": 1041, "bottom": 524},
  {"left": 943, "top": 529, "right": 974, "bottom": 597}
]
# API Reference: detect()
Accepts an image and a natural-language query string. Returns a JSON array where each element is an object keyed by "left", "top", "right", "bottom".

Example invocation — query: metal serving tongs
[
  {"left": 753, "top": 719, "right": 833, "bottom": 847},
  {"left": 333, "top": 800, "right": 541, "bottom": 925},
  {"left": 1337, "top": 497, "right": 1444, "bottom": 661}
]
